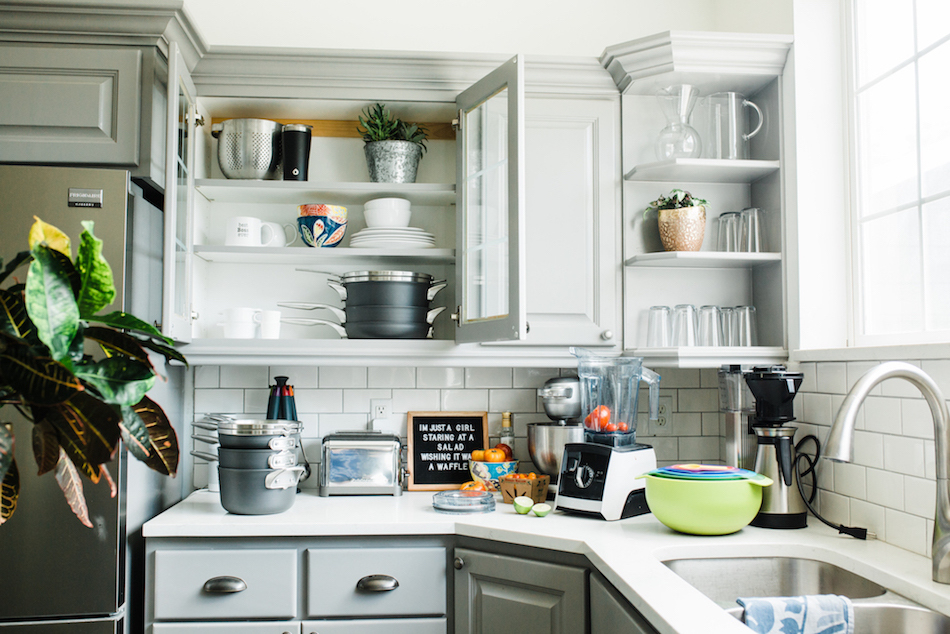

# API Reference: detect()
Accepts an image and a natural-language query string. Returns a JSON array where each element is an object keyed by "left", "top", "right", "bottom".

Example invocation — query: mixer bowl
[{"left": 527, "top": 422, "right": 585, "bottom": 478}]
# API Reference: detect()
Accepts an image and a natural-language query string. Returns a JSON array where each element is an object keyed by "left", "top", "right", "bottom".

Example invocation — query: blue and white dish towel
[{"left": 737, "top": 595, "right": 855, "bottom": 634}]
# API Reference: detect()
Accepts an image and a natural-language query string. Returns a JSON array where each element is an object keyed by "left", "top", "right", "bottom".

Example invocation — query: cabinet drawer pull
[
  {"left": 202, "top": 575, "right": 247, "bottom": 594},
  {"left": 356, "top": 574, "right": 399, "bottom": 592}
]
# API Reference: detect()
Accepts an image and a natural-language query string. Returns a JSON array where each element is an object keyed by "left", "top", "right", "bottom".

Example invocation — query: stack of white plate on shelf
[{"left": 349, "top": 226, "right": 436, "bottom": 249}]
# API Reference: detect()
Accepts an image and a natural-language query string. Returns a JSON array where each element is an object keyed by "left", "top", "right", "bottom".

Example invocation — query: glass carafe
[
  {"left": 654, "top": 84, "right": 703, "bottom": 160},
  {"left": 571, "top": 347, "right": 661, "bottom": 446}
]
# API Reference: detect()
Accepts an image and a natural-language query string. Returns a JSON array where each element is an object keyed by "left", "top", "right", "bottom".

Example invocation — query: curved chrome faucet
[{"left": 825, "top": 361, "right": 950, "bottom": 583}]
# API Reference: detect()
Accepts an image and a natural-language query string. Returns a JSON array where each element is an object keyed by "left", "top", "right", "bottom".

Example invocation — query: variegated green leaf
[
  {"left": 83, "top": 326, "right": 153, "bottom": 368},
  {"left": 75, "top": 222, "right": 116, "bottom": 319},
  {"left": 73, "top": 357, "right": 155, "bottom": 406},
  {"left": 87, "top": 311, "right": 172, "bottom": 345},
  {"left": 0, "top": 422, "right": 12, "bottom": 487},
  {"left": 137, "top": 337, "right": 188, "bottom": 368},
  {"left": 119, "top": 404, "right": 151, "bottom": 462},
  {"left": 0, "top": 288, "right": 39, "bottom": 345},
  {"left": 0, "top": 333, "right": 84, "bottom": 405},
  {"left": 0, "top": 455, "right": 19, "bottom": 526},
  {"left": 132, "top": 396, "right": 179, "bottom": 476},
  {"left": 34, "top": 392, "right": 121, "bottom": 476},
  {"left": 53, "top": 447, "right": 92, "bottom": 528},
  {"left": 28, "top": 217, "right": 71, "bottom": 258},
  {"left": 26, "top": 245, "right": 80, "bottom": 362},
  {"left": 31, "top": 419, "right": 60, "bottom": 476}
]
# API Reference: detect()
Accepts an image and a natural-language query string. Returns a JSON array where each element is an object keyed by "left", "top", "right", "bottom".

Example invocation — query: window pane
[
  {"left": 919, "top": 40, "right": 950, "bottom": 197},
  {"left": 854, "top": 0, "right": 914, "bottom": 84},
  {"left": 923, "top": 196, "right": 950, "bottom": 330},
  {"left": 917, "top": 0, "right": 950, "bottom": 51},
  {"left": 856, "top": 66, "right": 917, "bottom": 215},
  {"left": 860, "top": 208, "right": 922, "bottom": 334}
]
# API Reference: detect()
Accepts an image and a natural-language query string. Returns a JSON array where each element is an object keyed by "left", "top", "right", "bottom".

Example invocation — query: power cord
[{"left": 794, "top": 434, "right": 873, "bottom": 540}]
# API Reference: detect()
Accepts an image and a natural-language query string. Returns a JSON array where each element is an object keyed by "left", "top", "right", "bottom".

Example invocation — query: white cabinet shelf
[
  {"left": 195, "top": 179, "right": 456, "bottom": 206},
  {"left": 624, "top": 251, "right": 781, "bottom": 268},
  {"left": 194, "top": 245, "right": 455, "bottom": 265},
  {"left": 633, "top": 346, "right": 787, "bottom": 368},
  {"left": 624, "top": 158, "right": 780, "bottom": 183}
]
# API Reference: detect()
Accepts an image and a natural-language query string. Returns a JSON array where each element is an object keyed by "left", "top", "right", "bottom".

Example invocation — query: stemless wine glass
[
  {"left": 720, "top": 307, "right": 737, "bottom": 346},
  {"left": 697, "top": 305, "right": 723, "bottom": 346},
  {"left": 671, "top": 304, "right": 697, "bottom": 347},
  {"left": 646, "top": 305, "right": 672, "bottom": 347},
  {"left": 739, "top": 207, "right": 764, "bottom": 253},
  {"left": 717, "top": 212, "right": 740, "bottom": 252},
  {"left": 735, "top": 305, "right": 758, "bottom": 346}
]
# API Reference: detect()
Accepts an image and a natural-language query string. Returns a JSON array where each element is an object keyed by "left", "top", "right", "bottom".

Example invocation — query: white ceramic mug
[
  {"left": 261, "top": 222, "right": 298, "bottom": 248},
  {"left": 225, "top": 216, "right": 264, "bottom": 246},
  {"left": 255, "top": 310, "right": 281, "bottom": 339}
]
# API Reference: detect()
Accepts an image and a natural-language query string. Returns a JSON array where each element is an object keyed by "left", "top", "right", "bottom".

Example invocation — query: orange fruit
[
  {"left": 471, "top": 449, "right": 486, "bottom": 461},
  {"left": 484, "top": 448, "right": 507, "bottom": 463}
]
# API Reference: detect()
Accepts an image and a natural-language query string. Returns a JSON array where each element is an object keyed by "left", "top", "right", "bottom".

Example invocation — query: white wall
[{"left": 183, "top": 0, "right": 792, "bottom": 56}]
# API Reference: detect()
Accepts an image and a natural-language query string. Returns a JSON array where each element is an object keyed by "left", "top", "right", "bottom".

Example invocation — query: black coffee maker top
[{"left": 745, "top": 365, "right": 804, "bottom": 425}]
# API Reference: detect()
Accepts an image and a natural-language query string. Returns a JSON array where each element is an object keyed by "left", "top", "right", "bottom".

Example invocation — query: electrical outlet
[
  {"left": 371, "top": 399, "right": 392, "bottom": 421},
  {"left": 652, "top": 396, "right": 674, "bottom": 435}
]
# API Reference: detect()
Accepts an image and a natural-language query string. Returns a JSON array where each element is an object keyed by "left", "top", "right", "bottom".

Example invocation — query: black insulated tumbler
[{"left": 281, "top": 123, "right": 312, "bottom": 180}]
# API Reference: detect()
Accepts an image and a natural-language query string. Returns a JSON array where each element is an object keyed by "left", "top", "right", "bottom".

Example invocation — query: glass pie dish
[{"left": 432, "top": 489, "right": 496, "bottom": 514}]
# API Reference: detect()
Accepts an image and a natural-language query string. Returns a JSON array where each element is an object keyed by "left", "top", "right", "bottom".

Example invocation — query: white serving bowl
[
  {"left": 364, "top": 197, "right": 411, "bottom": 212},
  {"left": 364, "top": 206, "right": 412, "bottom": 228}
]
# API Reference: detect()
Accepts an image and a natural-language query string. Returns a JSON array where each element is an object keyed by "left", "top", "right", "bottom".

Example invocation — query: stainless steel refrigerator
[{"left": 0, "top": 164, "right": 185, "bottom": 633}]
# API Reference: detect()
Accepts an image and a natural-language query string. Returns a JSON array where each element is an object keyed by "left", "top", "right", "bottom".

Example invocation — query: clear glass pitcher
[
  {"left": 654, "top": 84, "right": 703, "bottom": 160},
  {"left": 571, "top": 348, "right": 661, "bottom": 446}
]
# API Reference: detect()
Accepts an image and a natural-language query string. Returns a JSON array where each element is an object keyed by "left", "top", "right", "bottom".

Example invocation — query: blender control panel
[{"left": 559, "top": 444, "right": 611, "bottom": 500}]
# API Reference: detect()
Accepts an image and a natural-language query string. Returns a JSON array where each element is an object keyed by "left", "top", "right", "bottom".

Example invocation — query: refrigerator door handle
[{"left": 202, "top": 576, "right": 247, "bottom": 594}]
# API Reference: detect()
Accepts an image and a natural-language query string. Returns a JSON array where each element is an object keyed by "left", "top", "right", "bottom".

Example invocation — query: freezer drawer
[
  {"left": 152, "top": 624, "right": 299, "bottom": 634},
  {"left": 302, "top": 618, "right": 446, "bottom": 633},
  {"left": 153, "top": 549, "right": 297, "bottom": 620},
  {"left": 305, "top": 547, "right": 446, "bottom": 618}
]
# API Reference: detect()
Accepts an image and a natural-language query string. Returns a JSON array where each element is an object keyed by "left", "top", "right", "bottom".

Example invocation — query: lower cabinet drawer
[
  {"left": 153, "top": 549, "right": 297, "bottom": 620},
  {"left": 306, "top": 547, "right": 445, "bottom": 617},
  {"left": 302, "top": 618, "right": 446, "bottom": 634},
  {"left": 152, "top": 624, "right": 300, "bottom": 634}
]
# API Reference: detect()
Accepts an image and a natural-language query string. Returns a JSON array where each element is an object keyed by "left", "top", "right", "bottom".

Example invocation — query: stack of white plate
[{"left": 349, "top": 227, "right": 436, "bottom": 249}]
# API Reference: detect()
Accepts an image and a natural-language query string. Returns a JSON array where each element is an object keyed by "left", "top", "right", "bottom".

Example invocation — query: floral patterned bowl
[{"left": 297, "top": 204, "right": 347, "bottom": 248}]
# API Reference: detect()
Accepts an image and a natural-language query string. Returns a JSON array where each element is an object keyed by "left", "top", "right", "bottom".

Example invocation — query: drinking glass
[
  {"left": 697, "top": 305, "right": 723, "bottom": 346},
  {"left": 717, "top": 212, "right": 740, "bottom": 252},
  {"left": 735, "top": 305, "right": 758, "bottom": 346},
  {"left": 671, "top": 304, "right": 698, "bottom": 347},
  {"left": 720, "top": 307, "right": 737, "bottom": 346},
  {"left": 739, "top": 207, "right": 764, "bottom": 252},
  {"left": 646, "top": 306, "right": 672, "bottom": 347}
]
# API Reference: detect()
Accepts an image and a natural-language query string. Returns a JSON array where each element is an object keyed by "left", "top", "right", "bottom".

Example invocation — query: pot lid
[
  {"left": 217, "top": 419, "right": 301, "bottom": 436},
  {"left": 340, "top": 270, "right": 433, "bottom": 283}
]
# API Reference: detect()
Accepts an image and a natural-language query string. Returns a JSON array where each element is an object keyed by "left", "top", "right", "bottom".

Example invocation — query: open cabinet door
[
  {"left": 454, "top": 55, "right": 526, "bottom": 343},
  {"left": 162, "top": 42, "right": 196, "bottom": 343}
]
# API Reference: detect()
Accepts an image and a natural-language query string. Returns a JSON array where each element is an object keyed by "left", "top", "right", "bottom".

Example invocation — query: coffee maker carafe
[{"left": 745, "top": 366, "right": 806, "bottom": 529}]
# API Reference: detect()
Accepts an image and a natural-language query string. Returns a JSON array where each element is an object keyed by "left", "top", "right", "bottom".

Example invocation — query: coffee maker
[{"left": 745, "top": 366, "right": 806, "bottom": 529}]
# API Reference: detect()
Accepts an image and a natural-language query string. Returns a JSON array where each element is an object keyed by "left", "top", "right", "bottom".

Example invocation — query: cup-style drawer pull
[
  {"left": 202, "top": 576, "right": 247, "bottom": 594},
  {"left": 356, "top": 574, "right": 399, "bottom": 592}
]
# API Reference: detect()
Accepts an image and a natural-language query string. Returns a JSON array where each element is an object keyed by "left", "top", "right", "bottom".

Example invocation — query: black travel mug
[{"left": 281, "top": 124, "right": 312, "bottom": 181}]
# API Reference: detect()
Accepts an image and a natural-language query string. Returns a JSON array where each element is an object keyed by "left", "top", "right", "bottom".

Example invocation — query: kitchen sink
[
  {"left": 663, "top": 556, "right": 887, "bottom": 605},
  {"left": 722, "top": 603, "right": 950, "bottom": 633}
]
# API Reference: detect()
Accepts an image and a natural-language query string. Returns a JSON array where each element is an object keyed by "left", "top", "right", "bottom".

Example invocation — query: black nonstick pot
[
  {"left": 216, "top": 419, "right": 301, "bottom": 449},
  {"left": 281, "top": 317, "right": 432, "bottom": 339},
  {"left": 326, "top": 271, "right": 447, "bottom": 307},
  {"left": 278, "top": 302, "right": 445, "bottom": 326}
]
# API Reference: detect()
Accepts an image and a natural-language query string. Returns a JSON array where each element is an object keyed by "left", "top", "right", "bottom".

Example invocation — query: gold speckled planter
[{"left": 658, "top": 205, "right": 706, "bottom": 251}]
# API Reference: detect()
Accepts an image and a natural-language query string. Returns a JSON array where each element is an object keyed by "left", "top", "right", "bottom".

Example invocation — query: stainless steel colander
[{"left": 211, "top": 118, "right": 282, "bottom": 180}]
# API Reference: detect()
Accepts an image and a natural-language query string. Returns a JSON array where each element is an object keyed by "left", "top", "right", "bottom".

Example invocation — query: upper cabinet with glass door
[{"left": 601, "top": 32, "right": 793, "bottom": 367}]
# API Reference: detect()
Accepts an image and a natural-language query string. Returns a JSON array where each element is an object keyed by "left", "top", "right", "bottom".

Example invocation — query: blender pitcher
[{"left": 571, "top": 348, "right": 661, "bottom": 447}]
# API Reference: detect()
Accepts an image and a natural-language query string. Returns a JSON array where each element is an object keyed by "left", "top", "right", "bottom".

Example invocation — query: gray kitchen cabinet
[
  {"left": 453, "top": 547, "right": 588, "bottom": 634},
  {"left": 589, "top": 573, "right": 658, "bottom": 634},
  {"left": 145, "top": 537, "right": 450, "bottom": 634}
]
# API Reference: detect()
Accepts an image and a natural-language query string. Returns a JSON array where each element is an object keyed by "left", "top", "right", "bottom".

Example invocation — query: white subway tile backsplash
[
  {"left": 295, "top": 389, "right": 344, "bottom": 413},
  {"left": 885, "top": 508, "right": 928, "bottom": 556},
  {"left": 678, "top": 436, "right": 719, "bottom": 461},
  {"left": 851, "top": 430, "right": 884, "bottom": 469},
  {"left": 243, "top": 388, "right": 269, "bottom": 413},
  {"left": 268, "top": 366, "right": 318, "bottom": 388},
  {"left": 802, "top": 392, "right": 834, "bottom": 427},
  {"left": 880, "top": 363, "right": 923, "bottom": 398},
  {"left": 417, "top": 367, "right": 464, "bottom": 388},
  {"left": 850, "top": 499, "right": 886, "bottom": 541},
  {"left": 464, "top": 367, "right": 512, "bottom": 388},
  {"left": 368, "top": 366, "right": 416, "bottom": 388},
  {"left": 220, "top": 365, "right": 269, "bottom": 388},
  {"left": 319, "top": 366, "right": 367, "bottom": 388},
  {"left": 904, "top": 475, "right": 936, "bottom": 518},
  {"left": 865, "top": 468, "right": 903, "bottom": 510},
  {"left": 513, "top": 367, "right": 560, "bottom": 388},
  {"left": 798, "top": 362, "right": 817, "bottom": 393},
  {"left": 883, "top": 435, "right": 927, "bottom": 477},
  {"left": 318, "top": 413, "right": 369, "bottom": 435},
  {"left": 489, "top": 389, "right": 538, "bottom": 414},
  {"left": 343, "top": 388, "right": 394, "bottom": 413},
  {"left": 816, "top": 362, "right": 847, "bottom": 394},
  {"left": 819, "top": 490, "right": 850, "bottom": 526},
  {"left": 195, "top": 388, "right": 245, "bottom": 413},
  {"left": 649, "top": 437, "right": 679, "bottom": 463},
  {"left": 862, "top": 396, "right": 902, "bottom": 435},
  {"left": 441, "top": 389, "right": 489, "bottom": 412},
  {"left": 832, "top": 462, "right": 867, "bottom": 499},
  {"left": 673, "top": 412, "right": 702, "bottom": 436},
  {"left": 194, "top": 366, "right": 220, "bottom": 388},
  {"left": 677, "top": 388, "right": 718, "bottom": 412},
  {"left": 392, "top": 388, "right": 441, "bottom": 412},
  {"left": 656, "top": 368, "right": 701, "bottom": 388},
  {"left": 901, "top": 397, "right": 936, "bottom": 439},
  {"left": 846, "top": 362, "right": 883, "bottom": 394}
]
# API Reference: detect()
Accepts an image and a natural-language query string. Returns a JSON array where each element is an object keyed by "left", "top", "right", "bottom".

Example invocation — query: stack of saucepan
[
  {"left": 216, "top": 419, "right": 306, "bottom": 515},
  {"left": 281, "top": 270, "right": 447, "bottom": 339}
]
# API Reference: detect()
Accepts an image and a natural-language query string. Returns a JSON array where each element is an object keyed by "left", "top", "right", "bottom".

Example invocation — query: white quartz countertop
[{"left": 144, "top": 490, "right": 950, "bottom": 633}]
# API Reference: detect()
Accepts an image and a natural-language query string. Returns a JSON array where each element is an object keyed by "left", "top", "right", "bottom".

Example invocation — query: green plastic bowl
[{"left": 643, "top": 474, "right": 769, "bottom": 535}]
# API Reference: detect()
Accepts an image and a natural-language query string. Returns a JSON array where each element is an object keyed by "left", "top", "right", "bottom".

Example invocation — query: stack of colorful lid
[{"left": 647, "top": 463, "right": 771, "bottom": 485}]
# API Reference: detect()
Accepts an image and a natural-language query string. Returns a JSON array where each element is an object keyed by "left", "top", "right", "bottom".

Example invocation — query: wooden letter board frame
[{"left": 406, "top": 411, "right": 488, "bottom": 491}]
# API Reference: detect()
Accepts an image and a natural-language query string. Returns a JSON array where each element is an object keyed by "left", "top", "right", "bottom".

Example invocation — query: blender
[
  {"left": 555, "top": 349, "right": 661, "bottom": 521},
  {"left": 745, "top": 365, "right": 807, "bottom": 529}
]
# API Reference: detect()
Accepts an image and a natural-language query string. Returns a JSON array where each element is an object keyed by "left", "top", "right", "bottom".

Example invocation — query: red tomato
[
  {"left": 617, "top": 421, "right": 629, "bottom": 432},
  {"left": 484, "top": 448, "right": 507, "bottom": 463},
  {"left": 471, "top": 449, "right": 486, "bottom": 461},
  {"left": 603, "top": 423, "right": 618, "bottom": 432},
  {"left": 597, "top": 406, "right": 612, "bottom": 426},
  {"left": 495, "top": 443, "right": 514, "bottom": 460}
]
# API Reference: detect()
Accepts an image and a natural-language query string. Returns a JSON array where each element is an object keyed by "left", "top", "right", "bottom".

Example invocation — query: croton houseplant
[
  {"left": 0, "top": 218, "right": 184, "bottom": 527},
  {"left": 358, "top": 102, "right": 429, "bottom": 183},
  {"left": 645, "top": 188, "right": 709, "bottom": 252}
]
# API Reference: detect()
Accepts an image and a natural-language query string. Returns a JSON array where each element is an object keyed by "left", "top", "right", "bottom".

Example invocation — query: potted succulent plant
[
  {"left": 358, "top": 103, "right": 428, "bottom": 183},
  {"left": 644, "top": 188, "right": 708, "bottom": 251},
  {"left": 0, "top": 218, "right": 185, "bottom": 527}
]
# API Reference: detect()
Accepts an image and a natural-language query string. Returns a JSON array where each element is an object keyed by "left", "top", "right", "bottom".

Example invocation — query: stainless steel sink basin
[{"left": 664, "top": 556, "right": 887, "bottom": 606}]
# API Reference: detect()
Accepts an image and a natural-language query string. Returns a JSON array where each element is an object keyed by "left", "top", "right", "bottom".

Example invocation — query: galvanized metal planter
[{"left": 364, "top": 140, "right": 423, "bottom": 183}]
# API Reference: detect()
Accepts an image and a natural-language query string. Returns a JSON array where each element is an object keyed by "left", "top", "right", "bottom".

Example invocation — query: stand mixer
[
  {"left": 529, "top": 377, "right": 586, "bottom": 496},
  {"left": 554, "top": 349, "right": 661, "bottom": 521}
]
